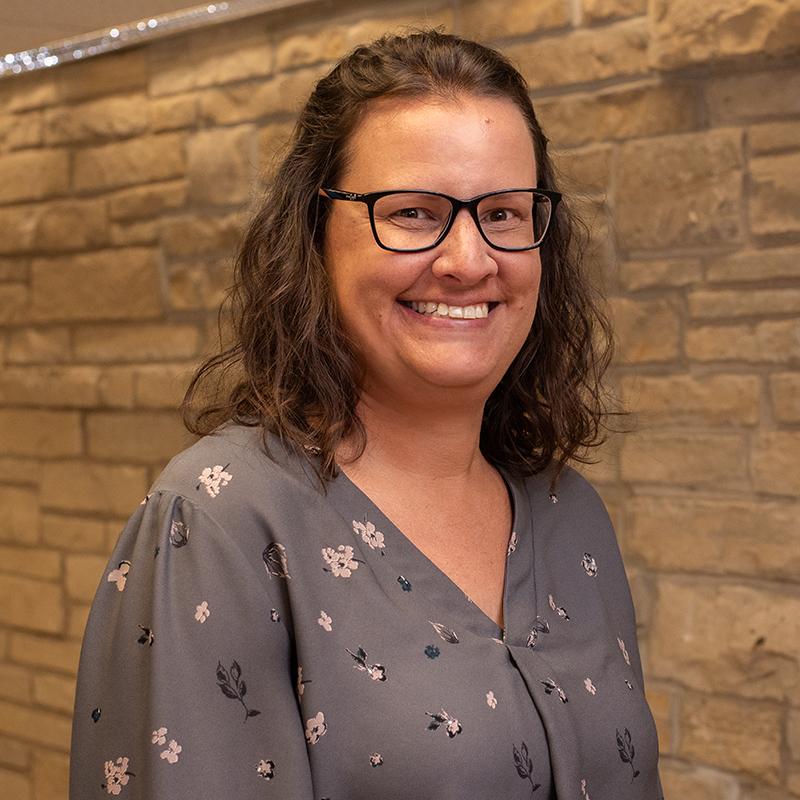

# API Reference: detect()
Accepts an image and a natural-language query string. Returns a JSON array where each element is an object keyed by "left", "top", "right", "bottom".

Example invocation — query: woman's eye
[
  {"left": 395, "top": 207, "right": 429, "bottom": 219},
  {"left": 485, "top": 208, "right": 515, "bottom": 222}
]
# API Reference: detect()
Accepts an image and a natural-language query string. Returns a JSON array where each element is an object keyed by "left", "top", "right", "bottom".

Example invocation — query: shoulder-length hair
[{"left": 182, "top": 28, "right": 623, "bottom": 491}]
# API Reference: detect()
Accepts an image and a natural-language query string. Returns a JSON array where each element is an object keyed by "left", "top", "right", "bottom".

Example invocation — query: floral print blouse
[{"left": 69, "top": 423, "right": 663, "bottom": 799}]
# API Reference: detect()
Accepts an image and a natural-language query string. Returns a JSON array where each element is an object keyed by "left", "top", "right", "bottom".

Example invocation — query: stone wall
[{"left": 0, "top": 0, "right": 799, "bottom": 797}]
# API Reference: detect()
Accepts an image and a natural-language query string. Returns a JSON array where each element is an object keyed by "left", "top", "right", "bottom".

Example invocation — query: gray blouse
[{"left": 70, "top": 422, "right": 663, "bottom": 799}]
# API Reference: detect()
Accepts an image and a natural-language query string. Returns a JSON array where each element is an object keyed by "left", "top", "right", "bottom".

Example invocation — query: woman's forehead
[{"left": 343, "top": 94, "right": 537, "bottom": 189}]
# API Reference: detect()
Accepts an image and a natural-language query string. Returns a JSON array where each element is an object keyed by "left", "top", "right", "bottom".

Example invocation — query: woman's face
[{"left": 323, "top": 93, "right": 541, "bottom": 405}]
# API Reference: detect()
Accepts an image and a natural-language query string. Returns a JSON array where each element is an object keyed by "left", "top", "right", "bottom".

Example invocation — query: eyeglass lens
[{"left": 371, "top": 191, "right": 552, "bottom": 251}]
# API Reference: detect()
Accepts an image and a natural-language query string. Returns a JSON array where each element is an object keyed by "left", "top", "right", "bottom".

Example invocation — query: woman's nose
[{"left": 430, "top": 208, "right": 499, "bottom": 283}]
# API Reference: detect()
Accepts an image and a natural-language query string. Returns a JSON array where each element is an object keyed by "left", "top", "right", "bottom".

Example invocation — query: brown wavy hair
[{"left": 182, "top": 28, "right": 624, "bottom": 491}]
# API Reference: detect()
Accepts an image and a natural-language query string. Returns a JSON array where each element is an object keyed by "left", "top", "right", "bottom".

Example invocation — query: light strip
[{"left": 0, "top": 0, "right": 320, "bottom": 79}]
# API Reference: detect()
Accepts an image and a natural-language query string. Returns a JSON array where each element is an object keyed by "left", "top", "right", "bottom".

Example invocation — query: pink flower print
[
  {"left": 297, "top": 665, "right": 312, "bottom": 697},
  {"left": 151, "top": 727, "right": 167, "bottom": 746},
  {"left": 318, "top": 610, "right": 332, "bottom": 631},
  {"left": 425, "top": 708, "right": 462, "bottom": 738},
  {"left": 102, "top": 756, "right": 134, "bottom": 795},
  {"left": 196, "top": 464, "right": 232, "bottom": 497},
  {"left": 107, "top": 561, "right": 130, "bottom": 592},
  {"left": 584, "top": 678, "right": 596, "bottom": 695},
  {"left": 194, "top": 601, "right": 210, "bottom": 623},
  {"left": 321, "top": 544, "right": 361, "bottom": 577},
  {"left": 548, "top": 593, "right": 571, "bottom": 621},
  {"left": 305, "top": 711, "right": 328, "bottom": 744},
  {"left": 486, "top": 690, "right": 497, "bottom": 709},
  {"left": 618, "top": 636, "right": 631, "bottom": 666},
  {"left": 582, "top": 552, "right": 598, "bottom": 576},
  {"left": 581, "top": 778, "right": 591, "bottom": 800},
  {"left": 369, "top": 752, "right": 383, "bottom": 767},
  {"left": 160, "top": 739, "right": 181, "bottom": 764},
  {"left": 507, "top": 531, "right": 518, "bottom": 556},
  {"left": 256, "top": 759, "right": 275, "bottom": 780},
  {"left": 352, "top": 518, "right": 386, "bottom": 552}
]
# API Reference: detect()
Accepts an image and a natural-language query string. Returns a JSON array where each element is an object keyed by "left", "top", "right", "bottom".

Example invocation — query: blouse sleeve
[{"left": 69, "top": 491, "right": 315, "bottom": 799}]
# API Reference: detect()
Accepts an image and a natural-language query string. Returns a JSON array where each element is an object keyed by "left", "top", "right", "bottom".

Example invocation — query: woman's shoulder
[
  {"left": 520, "top": 460, "right": 611, "bottom": 521},
  {"left": 148, "top": 421, "right": 321, "bottom": 526}
]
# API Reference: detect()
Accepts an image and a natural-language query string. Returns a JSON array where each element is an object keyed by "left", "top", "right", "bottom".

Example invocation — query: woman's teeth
[{"left": 405, "top": 301, "right": 490, "bottom": 319}]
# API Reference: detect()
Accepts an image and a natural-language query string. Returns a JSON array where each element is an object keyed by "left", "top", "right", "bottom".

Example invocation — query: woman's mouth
[{"left": 397, "top": 300, "right": 498, "bottom": 319}]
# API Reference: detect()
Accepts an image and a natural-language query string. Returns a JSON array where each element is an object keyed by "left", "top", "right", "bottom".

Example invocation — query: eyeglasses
[{"left": 319, "top": 187, "right": 561, "bottom": 253}]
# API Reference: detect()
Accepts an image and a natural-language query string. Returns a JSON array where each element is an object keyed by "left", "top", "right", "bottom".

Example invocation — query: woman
[{"left": 70, "top": 29, "right": 663, "bottom": 799}]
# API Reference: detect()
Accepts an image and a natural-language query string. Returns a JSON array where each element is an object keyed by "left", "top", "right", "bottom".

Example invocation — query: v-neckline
[{"left": 328, "top": 463, "right": 535, "bottom": 642}]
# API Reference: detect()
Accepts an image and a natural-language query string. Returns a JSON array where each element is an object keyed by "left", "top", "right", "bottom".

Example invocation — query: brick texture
[{"left": 0, "top": 2, "right": 798, "bottom": 798}]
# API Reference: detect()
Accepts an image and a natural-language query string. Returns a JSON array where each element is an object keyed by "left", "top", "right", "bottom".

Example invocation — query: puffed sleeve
[{"left": 69, "top": 491, "right": 315, "bottom": 799}]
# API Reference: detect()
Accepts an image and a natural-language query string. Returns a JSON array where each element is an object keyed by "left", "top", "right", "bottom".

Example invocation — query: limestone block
[
  {"left": 40, "top": 461, "right": 148, "bottom": 516},
  {"left": 108, "top": 180, "right": 187, "bottom": 222},
  {"left": 0, "top": 663, "right": 31, "bottom": 703},
  {"left": 687, "top": 320, "right": 800, "bottom": 362},
  {"left": 790, "top": 708, "right": 800, "bottom": 761},
  {"left": 0, "top": 149, "right": 69, "bottom": 205},
  {"left": 187, "top": 125, "right": 257, "bottom": 206},
  {"left": 0, "top": 410, "right": 81, "bottom": 458},
  {"left": 461, "top": 0, "right": 567, "bottom": 38},
  {"left": 750, "top": 152, "right": 800, "bottom": 237},
  {"left": 619, "top": 373, "right": 760, "bottom": 425},
  {"left": 68, "top": 604, "right": 91, "bottom": 639},
  {"left": 198, "top": 66, "right": 326, "bottom": 125},
  {"left": 0, "top": 699, "right": 71, "bottom": 751},
  {"left": 109, "top": 219, "right": 160, "bottom": 246},
  {"left": 0, "top": 258, "right": 27, "bottom": 282},
  {"left": 74, "top": 323, "right": 201, "bottom": 363},
  {"left": 770, "top": 373, "right": 800, "bottom": 423},
  {"left": 274, "top": 6, "right": 454, "bottom": 71},
  {"left": 551, "top": 145, "right": 611, "bottom": 196},
  {"left": 0, "top": 487, "right": 39, "bottom": 545},
  {"left": 135, "top": 364, "right": 195, "bottom": 409},
  {"left": 615, "top": 130, "right": 743, "bottom": 250},
  {"left": 609, "top": 297, "right": 680, "bottom": 363},
  {"left": 649, "top": 0, "right": 800, "bottom": 70},
  {"left": 41, "top": 514, "right": 106, "bottom": 553},
  {"left": 32, "top": 749, "right": 69, "bottom": 800},
  {"left": 32, "top": 673, "right": 75, "bottom": 714},
  {"left": 9, "top": 633, "right": 81, "bottom": 675},
  {"left": 706, "top": 67, "right": 800, "bottom": 124},
  {"left": 73, "top": 133, "right": 186, "bottom": 192},
  {"left": 0, "top": 736, "right": 30, "bottom": 770},
  {"left": 149, "top": 26, "right": 273, "bottom": 96},
  {"left": 688, "top": 288, "right": 800, "bottom": 318},
  {"left": 55, "top": 49, "right": 147, "bottom": 103},
  {"left": 507, "top": 19, "right": 648, "bottom": 90},
  {"left": 151, "top": 94, "right": 198, "bottom": 132},
  {"left": 32, "top": 198, "right": 108, "bottom": 252},
  {"left": 43, "top": 93, "right": 149, "bottom": 144},
  {"left": 0, "top": 206, "right": 38, "bottom": 254},
  {"left": 161, "top": 212, "right": 245, "bottom": 258},
  {"left": 30, "top": 248, "right": 162, "bottom": 323},
  {"left": 0, "top": 284, "right": 27, "bottom": 323},
  {"left": 678, "top": 691, "right": 781, "bottom": 783},
  {"left": 626, "top": 495, "right": 799, "bottom": 580},
  {"left": 0, "top": 545, "right": 60, "bottom": 580},
  {"left": 0, "top": 73, "right": 56, "bottom": 113},
  {"left": 619, "top": 258, "right": 702, "bottom": 291},
  {"left": 583, "top": 0, "right": 646, "bottom": 22},
  {"left": 86, "top": 411, "right": 194, "bottom": 463},
  {"left": 705, "top": 246, "right": 800, "bottom": 282},
  {"left": 536, "top": 82, "right": 699, "bottom": 149},
  {"left": 0, "top": 768, "right": 30, "bottom": 800},
  {"left": 642, "top": 682, "right": 672, "bottom": 753},
  {"left": 651, "top": 579, "right": 800, "bottom": 703},
  {"left": 0, "top": 574, "right": 63, "bottom": 634},
  {"left": 749, "top": 120, "right": 800, "bottom": 154},
  {"left": 167, "top": 260, "right": 233, "bottom": 311},
  {"left": 752, "top": 431, "right": 800, "bottom": 495},
  {"left": 0, "top": 110, "right": 43, "bottom": 151},
  {"left": 619, "top": 431, "right": 747, "bottom": 487},
  {"left": 6, "top": 328, "right": 70, "bottom": 364},
  {"left": 660, "top": 762, "right": 746, "bottom": 800},
  {"left": 0, "top": 366, "right": 100, "bottom": 407},
  {"left": 97, "top": 367, "right": 136, "bottom": 408},
  {"left": 64, "top": 554, "right": 108, "bottom": 603}
]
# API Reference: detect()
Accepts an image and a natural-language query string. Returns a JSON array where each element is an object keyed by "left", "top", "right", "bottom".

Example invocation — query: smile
[{"left": 397, "top": 301, "right": 497, "bottom": 319}]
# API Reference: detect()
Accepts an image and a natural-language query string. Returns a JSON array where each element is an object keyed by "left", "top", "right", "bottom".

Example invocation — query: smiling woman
[{"left": 69, "top": 29, "right": 663, "bottom": 800}]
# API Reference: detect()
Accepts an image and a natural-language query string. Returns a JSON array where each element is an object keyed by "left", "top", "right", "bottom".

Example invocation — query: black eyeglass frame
[{"left": 319, "top": 186, "right": 562, "bottom": 253}]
